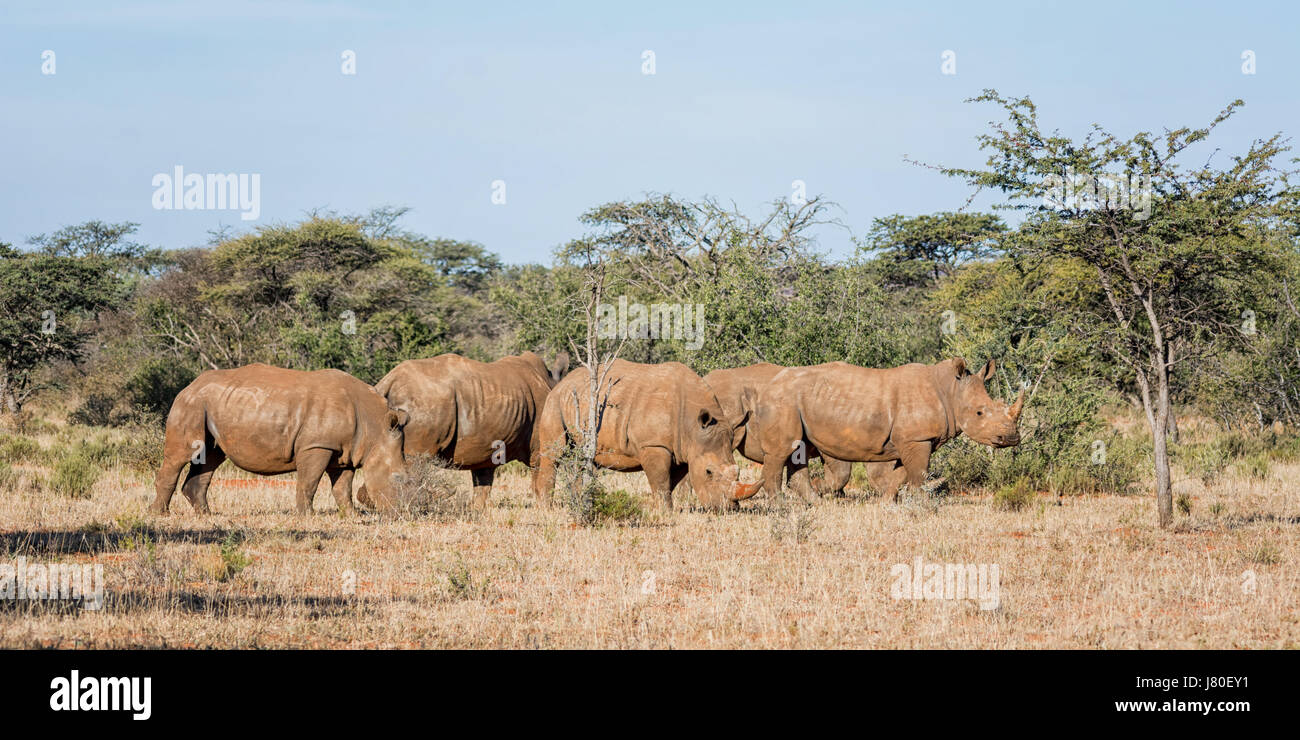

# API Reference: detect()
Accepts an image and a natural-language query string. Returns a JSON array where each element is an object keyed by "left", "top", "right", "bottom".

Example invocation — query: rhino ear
[
  {"left": 979, "top": 359, "right": 996, "bottom": 381},
  {"left": 387, "top": 409, "right": 409, "bottom": 431},
  {"left": 698, "top": 409, "right": 718, "bottom": 429},
  {"left": 734, "top": 387, "right": 757, "bottom": 429}
]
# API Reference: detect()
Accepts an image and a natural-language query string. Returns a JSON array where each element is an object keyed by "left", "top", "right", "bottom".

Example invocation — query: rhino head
[
  {"left": 685, "top": 403, "right": 761, "bottom": 509},
  {"left": 355, "top": 408, "right": 410, "bottom": 509},
  {"left": 950, "top": 358, "right": 1024, "bottom": 448}
]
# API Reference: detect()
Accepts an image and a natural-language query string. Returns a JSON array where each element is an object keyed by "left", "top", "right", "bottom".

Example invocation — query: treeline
[{"left": 3, "top": 94, "right": 1298, "bottom": 521}]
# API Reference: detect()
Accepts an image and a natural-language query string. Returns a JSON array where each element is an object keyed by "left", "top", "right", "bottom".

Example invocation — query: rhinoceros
[
  {"left": 150, "top": 364, "right": 409, "bottom": 515},
  {"left": 746, "top": 358, "right": 1023, "bottom": 502},
  {"left": 703, "top": 362, "right": 854, "bottom": 496},
  {"left": 367, "top": 351, "right": 568, "bottom": 510},
  {"left": 532, "top": 359, "right": 761, "bottom": 510}
]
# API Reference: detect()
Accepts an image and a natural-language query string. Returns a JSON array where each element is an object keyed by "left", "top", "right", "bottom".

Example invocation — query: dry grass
[{"left": 1, "top": 425, "right": 1298, "bottom": 649}]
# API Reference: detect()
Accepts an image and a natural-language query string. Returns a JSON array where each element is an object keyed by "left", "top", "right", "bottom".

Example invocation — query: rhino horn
[
  {"left": 1009, "top": 388, "right": 1026, "bottom": 421},
  {"left": 730, "top": 479, "right": 763, "bottom": 501}
]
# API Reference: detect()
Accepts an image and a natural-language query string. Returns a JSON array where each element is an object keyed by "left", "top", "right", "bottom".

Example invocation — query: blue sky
[{"left": 2, "top": 0, "right": 1295, "bottom": 263}]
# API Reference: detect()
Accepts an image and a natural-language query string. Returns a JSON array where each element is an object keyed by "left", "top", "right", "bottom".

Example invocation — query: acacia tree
[
  {"left": 0, "top": 243, "right": 126, "bottom": 412},
  {"left": 864, "top": 211, "right": 1006, "bottom": 284},
  {"left": 934, "top": 91, "right": 1291, "bottom": 527}
]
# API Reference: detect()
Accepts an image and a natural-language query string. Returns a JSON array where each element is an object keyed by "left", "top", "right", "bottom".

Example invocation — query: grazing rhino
[
  {"left": 532, "top": 359, "right": 761, "bottom": 510},
  {"left": 366, "top": 351, "right": 569, "bottom": 510},
  {"left": 151, "top": 364, "right": 409, "bottom": 515},
  {"left": 704, "top": 362, "right": 855, "bottom": 497},
  {"left": 746, "top": 358, "right": 1023, "bottom": 502}
]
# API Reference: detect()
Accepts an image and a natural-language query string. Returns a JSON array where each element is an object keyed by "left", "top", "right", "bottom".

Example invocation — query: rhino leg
[
  {"left": 816, "top": 456, "right": 853, "bottom": 497},
  {"left": 294, "top": 448, "right": 334, "bottom": 514},
  {"left": 471, "top": 467, "right": 495, "bottom": 511},
  {"left": 640, "top": 447, "right": 675, "bottom": 510},
  {"left": 787, "top": 461, "right": 817, "bottom": 503},
  {"left": 152, "top": 406, "right": 212, "bottom": 515},
  {"left": 866, "top": 461, "right": 905, "bottom": 501},
  {"left": 328, "top": 468, "right": 356, "bottom": 515},
  {"left": 532, "top": 448, "right": 559, "bottom": 508},
  {"left": 151, "top": 445, "right": 191, "bottom": 515},
  {"left": 178, "top": 445, "right": 225, "bottom": 515},
  {"left": 893, "top": 442, "right": 932, "bottom": 502},
  {"left": 758, "top": 454, "right": 786, "bottom": 502}
]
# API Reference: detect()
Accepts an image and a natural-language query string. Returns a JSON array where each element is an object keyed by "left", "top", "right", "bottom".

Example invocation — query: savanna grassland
[{"left": 2, "top": 417, "right": 1296, "bottom": 649}]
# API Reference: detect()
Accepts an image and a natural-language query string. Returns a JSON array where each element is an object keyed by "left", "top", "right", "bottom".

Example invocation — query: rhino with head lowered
[
  {"left": 363, "top": 351, "right": 569, "bottom": 510},
  {"left": 746, "top": 358, "right": 1023, "bottom": 502},
  {"left": 533, "top": 359, "right": 760, "bottom": 510},
  {"left": 151, "top": 364, "right": 409, "bottom": 515}
]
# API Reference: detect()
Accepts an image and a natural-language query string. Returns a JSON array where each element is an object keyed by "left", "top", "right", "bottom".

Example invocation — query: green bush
[
  {"left": 214, "top": 531, "right": 252, "bottom": 582},
  {"left": 123, "top": 357, "right": 196, "bottom": 421},
  {"left": 69, "top": 394, "right": 117, "bottom": 427},
  {"left": 1239, "top": 453, "right": 1270, "bottom": 481},
  {"left": 993, "top": 477, "right": 1035, "bottom": 511},
  {"left": 590, "top": 488, "right": 644, "bottom": 525},
  {"left": 114, "top": 427, "right": 165, "bottom": 472},
  {"left": 1172, "top": 430, "right": 1297, "bottom": 484},
  {"left": 51, "top": 452, "right": 99, "bottom": 498},
  {"left": 934, "top": 422, "right": 1144, "bottom": 497},
  {"left": 442, "top": 556, "right": 492, "bottom": 601},
  {"left": 0, "top": 434, "right": 43, "bottom": 465}
]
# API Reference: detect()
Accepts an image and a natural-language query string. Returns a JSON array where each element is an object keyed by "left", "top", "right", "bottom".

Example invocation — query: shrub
[
  {"left": 51, "top": 452, "right": 99, "bottom": 498},
  {"left": 79, "top": 434, "right": 119, "bottom": 465},
  {"left": 1265, "top": 433, "right": 1300, "bottom": 463},
  {"left": 0, "top": 462, "right": 15, "bottom": 489},
  {"left": 442, "top": 556, "right": 492, "bottom": 601},
  {"left": 770, "top": 500, "right": 818, "bottom": 543},
  {"left": 213, "top": 531, "right": 252, "bottom": 582},
  {"left": 546, "top": 441, "right": 625, "bottom": 526},
  {"left": 1239, "top": 453, "right": 1270, "bottom": 481},
  {"left": 590, "top": 488, "right": 644, "bottom": 525},
  {"left": 386, "top": 453, "right": 469, "bottom": 519},
  {"left": 1174, "top": 438, "right": 1232, "bottom": 486},
  {"left": 993, "top": 477, "right": 1035, "bottom": 511},
  {"left": 69, "top": 394, "right": 117, "bottom": 427},
  {"left": 124, "top": 358, "right": 196, "bottom": 422},
  {"left": 1242, "top": 542, "right": 1280, "bottom": 566},
  {"left": 849, "top": 462, "right": 872, "bottom": 492},
  {"left": 0, "top": 434, "right": 43, "bottom": 465},
  {"left": 113, "top": 426, "right": 165, "bottom": 472},
  {"left": 64, "top": 429, "right": 163, "bottom": 473},
  {"left": 932, "top": 375, "right": 1144, "bottom": 497}
]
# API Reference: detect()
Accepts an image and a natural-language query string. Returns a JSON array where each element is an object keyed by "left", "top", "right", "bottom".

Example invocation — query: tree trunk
[
  {"left": 1153, "top": 390, "right": 1173, "bottom": 529},
  {"left": 0, "top": 370, "right": 19, "bottom": 414},
  {"left": 1166, "top": 406, "right": 1179, "bottom": 444},
  {"left": 1134, "top": 357, "right": 1173, "bottom": 529},
  {"left": 1153, "top": 349, "right": 1173, "bottom": 528},
  {"left": 581, "top": 355, "right": 599, "bottom": 496}
]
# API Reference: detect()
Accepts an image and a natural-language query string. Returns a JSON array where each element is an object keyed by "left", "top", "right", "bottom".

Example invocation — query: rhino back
[
  {"left": 188, "top": 365, "right": 374, "bottom": 472},
  {"left": 597, "top": 360, "right": 726, "bottom": 460},
  {"left": 770, "top": 362, "right": 948, "bottom": 460},
  {"left": 380, "top": 354, "right": 548, "bottom": 466}
]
